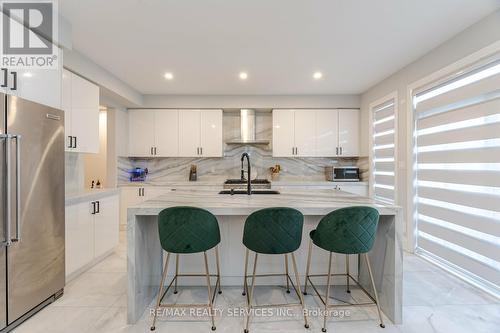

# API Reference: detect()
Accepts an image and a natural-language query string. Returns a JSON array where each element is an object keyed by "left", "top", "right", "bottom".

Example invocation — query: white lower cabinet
[
  {"left": 65, "top": 201, "right": 94, "bottom": 277},
  {"left": 94, "top": 195, "right": 120, "bottom": 258},
  {"left": 119, "top": 187, "right": 171, "bottom": 225},
  {"left": 65, "top": 193, "right": 119, "bottom": 279},
  {"left": 335, "top": 184, "right": 368, "bottom": 196}
]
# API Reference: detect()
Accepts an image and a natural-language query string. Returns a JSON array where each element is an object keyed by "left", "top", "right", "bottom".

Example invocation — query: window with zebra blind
[
  {"left": 371, "top": 95, "right": 397, "bottom": 204},
  {"left": 412, "top": 56, "right": 500, "bottom": 297}
]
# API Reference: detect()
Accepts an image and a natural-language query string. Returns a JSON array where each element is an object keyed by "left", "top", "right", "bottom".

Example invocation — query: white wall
[
  {"left": 64, "top": 49, "right": 143, "bottom": 106},
  {"left": 141, "top": 94, "right": 360, "bottom": 109},
  {"left": 84, "top": 111, "right": 108, "bottom": 188},
  {"left": 360, "top": 9, "right": 500, "bottom": 250}
]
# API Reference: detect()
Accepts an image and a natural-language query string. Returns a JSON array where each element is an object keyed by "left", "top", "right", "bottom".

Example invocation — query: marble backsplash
[{"left": 118, "top": 111, "right": 369, "bottom": 184}]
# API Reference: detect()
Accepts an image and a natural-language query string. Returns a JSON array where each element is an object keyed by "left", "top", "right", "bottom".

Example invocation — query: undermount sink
[
  {"left": 218, "top": 190, "right": 280, "bottom": 195},
  {"left": 223, "top": 178, "right": 272, "bottom": 190},
  {"left": 224, "top": 179, "right": 271, "bottom": 185}
]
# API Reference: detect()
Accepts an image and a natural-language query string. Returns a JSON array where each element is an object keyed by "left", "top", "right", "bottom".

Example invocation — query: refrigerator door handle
[
  {"left": 12, "top": 134, "right": 21, "bottom": 242},
  {"left": 2, "top": 134, "right": 12, "bottom": 246}
]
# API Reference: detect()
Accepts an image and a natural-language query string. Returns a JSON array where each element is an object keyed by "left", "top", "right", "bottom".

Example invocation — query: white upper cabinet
[
  {"left": 63, "top": 69, "right": 100, "bottom": 153},
  {"left": 272, "top": 109, "right": 316, "bottom": 157},
  {"left": 154, "top": 110, "right": 179, "bottom": 157},
  {"left": 179, "top": 109, "right": 223, "bottom": 157},
  {"left": 272, "top": 109, "right": 359, "bottom": 157},
  {"left": 1, "top": 13, "right": 62, "bottom": 109},
  {"left": 128, "top": 109, "right": 179, "bottom": 157},
  {"left": 338, "top": 109, "right": 359, "bottom": 157},
  {"left": 315, "top": 109, "right": 339, "bottom": 157},
  {"left": 272, "top": 109, "right": 295, "bottom": 157},
  {"left": 128, "top": 109, "right": 222, "bottom": 157},
  {"left": 294, "top": 110, "right": 316, "bottom": 157},
  {"left": 178, "top": 110, "right": 201, "bottom": 157},
  {"left": 128, "top": 109, "right": 156, "bottom": 157},
  {"left": 200, "top": 110, "right": 223, "bottom": 157}
]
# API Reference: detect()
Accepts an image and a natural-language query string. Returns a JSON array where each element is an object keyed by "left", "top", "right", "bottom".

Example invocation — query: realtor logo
[{"left": 1, "top": 0, "right": 58, "bottom": 69}]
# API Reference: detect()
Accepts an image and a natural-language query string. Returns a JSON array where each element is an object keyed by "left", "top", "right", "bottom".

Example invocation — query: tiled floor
[{"left": 13, "top": 232, "right": 500, "bottom": 333}]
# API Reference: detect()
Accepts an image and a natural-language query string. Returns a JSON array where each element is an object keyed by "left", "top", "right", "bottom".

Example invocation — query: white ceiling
[{"left": 60, "top": 0, "right": 500, "bottom": 95}]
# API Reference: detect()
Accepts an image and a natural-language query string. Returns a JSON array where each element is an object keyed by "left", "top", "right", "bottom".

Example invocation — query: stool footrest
[
  {"left": 160, "top": 273, "right": 221, "bottom": 306},
  {"left": 305, "top": 273, "right": 377, "bottom": 306}
]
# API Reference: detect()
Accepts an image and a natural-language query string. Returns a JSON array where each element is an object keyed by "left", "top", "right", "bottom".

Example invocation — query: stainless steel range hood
[{"left": 226, "top": 109, "right": 270, "bottom": 145}]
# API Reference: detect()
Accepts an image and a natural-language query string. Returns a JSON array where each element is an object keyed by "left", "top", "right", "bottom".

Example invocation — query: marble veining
[
  {"left": 127, "top": 189, "right": 403, "bottom": 325},
  {"left": 127, "top": 188, "right": 399, "bottom": 216},
  {"left": 118, "top": 112, "right": 368, "bottom": 185}
]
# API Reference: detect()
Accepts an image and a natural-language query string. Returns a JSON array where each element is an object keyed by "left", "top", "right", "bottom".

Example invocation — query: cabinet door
[
  {"left": 337, "top": 185, "right": 368, "bottom": 196},
  {"left": 71, "top": 73, "right": 100, "bottom": 153},
  {"left": 294, "top": 110, "right": 316, "bottom": 157},
  {"left": 3, "top": 15, "right": 62, "bottom": 109},
  {"left": 272, "top": 109, "right": 295, "bottom": 157},
  {"left": 14, "top": 60, "right": 62, "bottom": 110},
  {"left": 200, "top": 109, "right": 223, "bottom": 157},
  {"left": 154, "top": 110, "right": 179, "bottom": 157},
  {"left": 119, "top": 187, "right": 147, "bottom": 226},
  {"left": 338, "top": 109, "right": 360, "bottom": 157},
  {"left": 71, "top": 107, "right": 99, "bottom": 153},
  {"left": 315, "top": 110, "right": 339, "bottom": 157},
  {"left": 144, "top": 187, "right": 171, "bottom": 201},
  {"left": 65, "top": 202, "right": 94, "bottom": 277},
  {"left": 179, "top": 110, "right": 201, "bottom": 157},
  {"left": 94, "top": 195, "right": 119, "bottom": 258},
  {"left": 128, "top": 109, "right": 155, "bottom": 157},
  {"left": 62, "top": 69, "right": 73, "bottom": 151},
  {"left": 71, "top": 73, "right": 99, "bottom": 108}
]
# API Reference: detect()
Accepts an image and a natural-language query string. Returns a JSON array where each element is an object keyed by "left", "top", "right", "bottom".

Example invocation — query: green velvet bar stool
[
  {"left": 242, "top": 207, "right": 309, "bottom": 333},
  {"left": 150, "top": 206, "right": 222, "bottom": 332},
  {"left": 303, "top": 206, "right": 385, "bottom": 332}
]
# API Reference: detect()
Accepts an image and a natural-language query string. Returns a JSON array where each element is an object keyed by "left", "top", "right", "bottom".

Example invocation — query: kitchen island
[{"left": 127, "top": 189, "right": 403, "bottom": 324}]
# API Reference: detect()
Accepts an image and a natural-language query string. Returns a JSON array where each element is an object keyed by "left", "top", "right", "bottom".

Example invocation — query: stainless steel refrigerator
[{"left": 0, "top": 93, "right": 65, "bottom": 332}]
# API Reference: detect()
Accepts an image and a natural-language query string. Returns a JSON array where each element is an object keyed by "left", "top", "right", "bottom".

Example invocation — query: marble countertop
[
  {"left": 66, "top": 188, "right": 121, "bottom": 206},
  {"left": 118, "top": 179, "right": 368, "bottom": 187},
  {"left": 128, "top": 188, "right": 399, "bottom": 216}
]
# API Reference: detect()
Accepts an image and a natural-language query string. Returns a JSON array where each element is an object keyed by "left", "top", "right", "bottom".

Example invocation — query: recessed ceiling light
[
  {"left": 239, "top": 72, "right": 248, "bottom": 80},
  {"left": 164, "top": 72, "right": 174, "bottom": 80},
  {"left": 313, "top": 72, "right": 323, "bottom": 80}
]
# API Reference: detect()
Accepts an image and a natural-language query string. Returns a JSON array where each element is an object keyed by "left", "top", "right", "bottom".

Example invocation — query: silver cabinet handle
[
  {"left": 200, "top": 147, "right": 203, "bottom": 155},
  {"left": 295, "top": 147, "right": 298, "bottom": 155},
  {"left": 67, "top": 136, "right": 72, "bottom": 149},
  {"left": 151, "top": 147, "right": 154, "bottom": 155},
  {"left": 154, "top": 147, "right": 157, "bottom": 155},
  {"left": 340, "top": 147, "right": 343, "bottom": 155},
  {"left": 336, "top": 147, "right": 339, "bottom": 155}
]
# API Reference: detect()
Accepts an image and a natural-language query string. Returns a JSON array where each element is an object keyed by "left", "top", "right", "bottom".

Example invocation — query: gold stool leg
[
  {"left": 365, "top": 253, "right": 385, "bottom": 328},
  {"left": 242, "top": 248, "right": 249, "bottom": 296},
  {"left": 291, "top": 253, "right": 309, "bottom": 328},
  {"left": 215, "top": 246, "right": 222, "bottom": 295},
  {"left": 285, "top": 253, "right": 290, "bottom": 293},
  {"left": 346, "top": 254, "right": 350, "bottom": 293},
  {"left": 322, "top": 252, "right": 333, "bottom": 333},
  {"left": 150, "top": 252, "right": 171, "bottom": 331},
  {"left": 174, "top": 254, "right": 179, "bottom": 294},
  {"left": 244, "top": 253, "right": 258, "bottom": 333},
  {"left": 203, "top": 251, "right": 216, "bottom": 331},
  {"left": 303, "top": 239, "right": 313, "bottom": 295}
]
